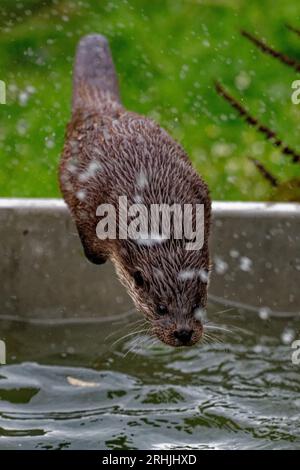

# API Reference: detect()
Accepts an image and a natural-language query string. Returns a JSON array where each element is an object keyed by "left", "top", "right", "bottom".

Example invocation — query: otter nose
[{"left": 174, "top": 329, "right": 193, "bottom": 344}]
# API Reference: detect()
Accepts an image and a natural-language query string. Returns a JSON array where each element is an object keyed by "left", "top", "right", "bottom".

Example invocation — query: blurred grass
[{"left": 0, "top": 0, "right": 300, "bottom": 200}]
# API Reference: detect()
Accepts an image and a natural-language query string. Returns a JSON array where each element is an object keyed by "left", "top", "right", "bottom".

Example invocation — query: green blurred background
[{"left": 0, "top": 0, "right": 300, "bottom": 200}]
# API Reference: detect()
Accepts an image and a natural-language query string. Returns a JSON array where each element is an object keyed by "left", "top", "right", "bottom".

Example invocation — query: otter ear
[{"left": 77, "top": 225, "right": 108, "bottom": 265}]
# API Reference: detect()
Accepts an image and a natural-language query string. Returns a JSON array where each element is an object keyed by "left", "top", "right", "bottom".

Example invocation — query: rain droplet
[
  {"left": 258, "top": 307, "right": 271, "bottom": 320},
  {"left": 281, "top": 327, "right": 296, "bottom": 345},
  {"left": 214, "top": 257, "right": 228, "bottom": 275},
  {"left": 239, "top": 256, "right": 252, "bottom": 272}
]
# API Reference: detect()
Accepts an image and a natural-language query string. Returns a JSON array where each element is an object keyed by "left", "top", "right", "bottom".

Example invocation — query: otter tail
[{"left": 72, "top": 34, "right": 121, "bottom": 112}]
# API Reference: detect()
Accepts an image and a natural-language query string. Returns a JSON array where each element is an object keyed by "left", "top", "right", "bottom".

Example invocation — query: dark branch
[
  {"left": 215, "top": 81, "right": 300, "bottom": 163},
  {"left": 286, "top": 24, "right": 300, "bottom": 38},
  {"left": 248, "top": 157, "right": 278, "bottom": 187},
  {"left": 241, "top": 29, "right": 300, "bottom": 73}
]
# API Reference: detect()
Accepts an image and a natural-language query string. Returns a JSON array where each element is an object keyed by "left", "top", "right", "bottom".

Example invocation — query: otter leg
[{"left": 77, "top": 226, "right": 108, "bottom": 265}]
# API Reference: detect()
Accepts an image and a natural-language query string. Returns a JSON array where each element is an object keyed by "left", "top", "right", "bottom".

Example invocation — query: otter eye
[
  {"left": 157, "top": 304, "right": 168, "bottom": 316},
  {"left": 133, "top": 271, "right": 144, "bottom": 287}
]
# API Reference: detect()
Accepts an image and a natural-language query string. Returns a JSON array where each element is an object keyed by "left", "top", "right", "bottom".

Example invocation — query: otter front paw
[{"left": 83, "top": 247, "right": 108, "bottom": 265}]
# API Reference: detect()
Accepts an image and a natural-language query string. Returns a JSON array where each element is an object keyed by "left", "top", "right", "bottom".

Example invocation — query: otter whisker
[
  {"left": 201, "top": 334, "right": 211, "bottom": 344},
  {"left": 205, "top": 320, "right": 252, "bottom": 337},
  {"left": 142, "top": 336, "right": 160, "bottom": 351},
  {"left": 105, "top": 310, "right": 142, "bottom": 341},
  {"left": 130, "top": 326, "right": 155, "bottom": 352},
  {"left": 105, "top": 318, "right": 146, "bottom": 342},
  {"left": 202, "top": 336, "right": 213, "bottom": 346},
  {"left": 110, "top": 308, "right": 139, "bottom": 325},
  {"left": 211, "top": 307, "right": 235, "bottom": 316},
  {"left": 202, "top": 331, "right": 224, "bottom": 345},
  {"left": 205, "top": 324, "right": 234, "bottom": 335},
  {"left": 111, "top": 328, "right": 150, "bottom": 348},
  {"left": 200, "top": 334, "right": 213, "bottom": 346},
  {"left": 123, "top": 333, "right": 151, "bottom": 357},
  {"left": 123, "top": 342, "right": 139, "bottom": 358}
]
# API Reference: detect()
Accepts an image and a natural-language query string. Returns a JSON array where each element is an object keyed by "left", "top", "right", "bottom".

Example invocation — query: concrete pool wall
[{"left": 0, "top": 199, "right": 299, "bottom": 321}]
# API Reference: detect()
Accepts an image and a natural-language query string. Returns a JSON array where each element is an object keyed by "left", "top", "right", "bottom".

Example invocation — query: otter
[{"left": 59, "top": 35, "right": 211, "bottom": 347}]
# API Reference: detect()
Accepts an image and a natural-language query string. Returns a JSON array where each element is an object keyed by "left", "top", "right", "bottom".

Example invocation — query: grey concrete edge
[{"left": 1, "top": 198, "right": 300, "bottom": 217}]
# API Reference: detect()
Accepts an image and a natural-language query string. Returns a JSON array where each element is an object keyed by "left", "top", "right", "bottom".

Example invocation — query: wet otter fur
[{"left": 59, "top": 35, "right": 211, "bottom": 347}]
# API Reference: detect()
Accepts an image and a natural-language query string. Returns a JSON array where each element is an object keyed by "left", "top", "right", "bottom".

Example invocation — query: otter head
[{"left": 113, "top": 237, "right": 210, "bottom": 347}]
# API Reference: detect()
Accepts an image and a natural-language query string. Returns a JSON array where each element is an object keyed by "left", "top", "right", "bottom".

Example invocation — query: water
[{"left": 0, "top": 304, "right": 299, "bottom": 450}]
